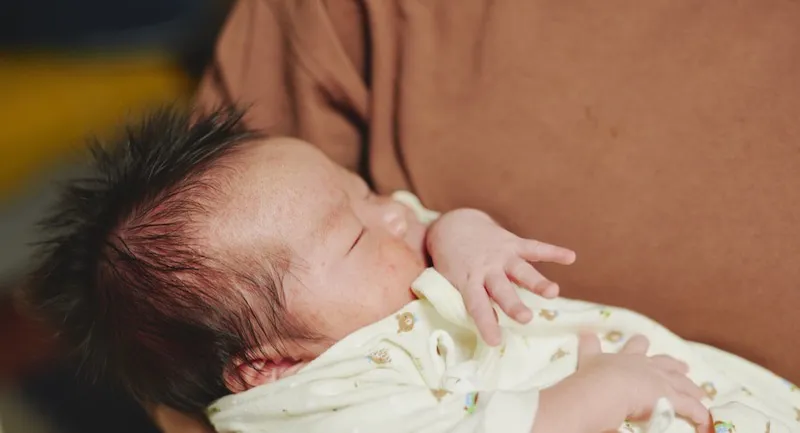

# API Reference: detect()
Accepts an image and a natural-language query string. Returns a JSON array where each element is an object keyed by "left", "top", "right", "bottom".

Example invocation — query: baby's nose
[{"left": 381, "top": 202, "right": 409, "bottom": 237}]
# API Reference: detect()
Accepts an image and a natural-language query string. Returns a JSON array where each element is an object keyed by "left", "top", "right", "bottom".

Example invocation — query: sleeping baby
[{"left": 25, "top": 107, "right": 800, "bottom": 433}]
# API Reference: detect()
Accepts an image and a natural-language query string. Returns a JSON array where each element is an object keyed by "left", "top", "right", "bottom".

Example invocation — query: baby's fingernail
[
  {"left": 544, "top": 282, "right": 560, "bottom": 295},
  {"left": 515, "top": 308, "right": 533, "bottom": 323},
  {"left": 486, "top": 330, "right": 502, "bottom": 346}
]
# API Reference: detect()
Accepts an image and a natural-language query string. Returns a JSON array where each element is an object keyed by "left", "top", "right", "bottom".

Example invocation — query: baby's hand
[
  {"left": 572, "top": 334, "right": 711, "bottom": 432},
  {"left": 426, "top": 208, "right": 576, "bottom": 345}
]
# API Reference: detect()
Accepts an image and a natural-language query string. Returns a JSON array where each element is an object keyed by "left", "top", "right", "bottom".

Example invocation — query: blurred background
[{"left": 0, "top": 1, "right": 233, "bottom": 431}]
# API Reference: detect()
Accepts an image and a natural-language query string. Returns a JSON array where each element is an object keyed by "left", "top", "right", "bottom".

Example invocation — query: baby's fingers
[
  {"left": 620, "top": 334, "right": 650, "bottom": 355},
  {"left": 649, "top": 355, "right": 690, "bottom": 375},
  {"left": 695, "top": 420, "right": 714, "bottom": 433},
  {"left": 486, "top": 272, "right": 532, "bottom": 323},
  {"left": 463, "top": 284, "right": 502, "bottom": 346},
  {"left": 576, "top": 332, "right": 602, "bottom": 367},
  {"left": 667, "top": 372, "right": 706, "bottom": 401},
  {"left": 668, "top": 390, "right": 711, "bottom": 428},
  {"left": 506, "top": 259, "right": 559, "bottom": 298},
  {"left": 518, "top": 240, "right": 576, "bottom": 265}
]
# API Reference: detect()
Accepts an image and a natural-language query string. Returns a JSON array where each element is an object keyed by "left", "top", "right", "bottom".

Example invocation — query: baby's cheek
[
  {"left": 380, "top": 239, "right": 424, "bottom": 276},
  {"left": 376, "top": 243, "right": 424, "bottom": 304},
  {"left": 403, "top": 222, "right": 428, "bottom": 262}
]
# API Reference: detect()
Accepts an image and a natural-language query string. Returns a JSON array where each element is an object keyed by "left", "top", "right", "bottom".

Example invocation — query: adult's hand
[{"left": 149, "top": 405, "right": 215, "bottom": 433}]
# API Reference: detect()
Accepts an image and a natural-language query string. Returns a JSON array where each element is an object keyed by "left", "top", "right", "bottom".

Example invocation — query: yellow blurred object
[{"left": 0, "top": 54, "right": 191, "bottom": 198}]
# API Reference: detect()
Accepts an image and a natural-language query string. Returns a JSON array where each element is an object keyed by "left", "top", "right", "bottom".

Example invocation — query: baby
[{"left": 25, "top": 107, "right": 799, "bottom": 433}]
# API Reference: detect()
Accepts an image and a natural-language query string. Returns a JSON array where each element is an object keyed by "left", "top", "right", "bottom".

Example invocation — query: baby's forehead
[
  {"left": 221, "top": 140, "right": 333, "bottom": 195},
  {"left": 205, "top": 139, "right": 350, "bottom": 250},
  {"left": 235, "top": 139, "right": 366, "bottom": 203}
]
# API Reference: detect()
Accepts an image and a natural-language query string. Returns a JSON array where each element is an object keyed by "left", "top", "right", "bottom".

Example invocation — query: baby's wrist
[{"left": 426, "top": 208, "right": 493, "bottom": 255}]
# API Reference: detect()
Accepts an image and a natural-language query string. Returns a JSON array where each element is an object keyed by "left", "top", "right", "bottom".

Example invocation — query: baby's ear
[{"left": 222, "top": 356, "right": 273, "bottom": 393}]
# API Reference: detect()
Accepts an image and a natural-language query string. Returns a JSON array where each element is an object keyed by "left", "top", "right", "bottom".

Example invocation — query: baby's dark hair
[{"left": 22, "top": 105, "right": 306, "bottom": 413}]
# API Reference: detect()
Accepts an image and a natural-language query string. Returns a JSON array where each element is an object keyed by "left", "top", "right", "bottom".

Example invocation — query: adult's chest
[{"left": 376, "top": 0, "right": 800, "bottom": 383}]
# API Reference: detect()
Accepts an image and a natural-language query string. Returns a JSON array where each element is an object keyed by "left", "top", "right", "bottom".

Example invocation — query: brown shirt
[{"left": 195, "top": 0, "right": 800, "bottom": 382}]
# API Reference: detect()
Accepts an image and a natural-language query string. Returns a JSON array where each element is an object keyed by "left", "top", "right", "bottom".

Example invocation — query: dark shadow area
[{"left": 1, "top": 1, "right": 235, "bottom": 432}]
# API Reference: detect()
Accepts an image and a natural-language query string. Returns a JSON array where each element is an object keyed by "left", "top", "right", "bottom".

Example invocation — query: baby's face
[{"left": 206, "top": 138, "right": 426, "bottom": 369}]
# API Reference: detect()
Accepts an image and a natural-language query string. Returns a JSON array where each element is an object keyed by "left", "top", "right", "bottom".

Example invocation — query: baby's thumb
[{"left": 576, "top": 332, "right": 601, "bottom": 367}]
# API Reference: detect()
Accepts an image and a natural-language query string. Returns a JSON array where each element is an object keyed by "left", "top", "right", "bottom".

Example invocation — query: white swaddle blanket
[{"left": 207, "top": 268, "right": 800, "bottom": 433}]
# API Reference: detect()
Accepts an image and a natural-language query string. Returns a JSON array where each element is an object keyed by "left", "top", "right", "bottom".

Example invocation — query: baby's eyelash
[{"left": 348, "top": 228, "right": 365, "bottom": 253}]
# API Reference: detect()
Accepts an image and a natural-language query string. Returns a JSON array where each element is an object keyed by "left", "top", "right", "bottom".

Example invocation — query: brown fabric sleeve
[{"left": 193, "top": 0, "right": 370, "bottom": 172}]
